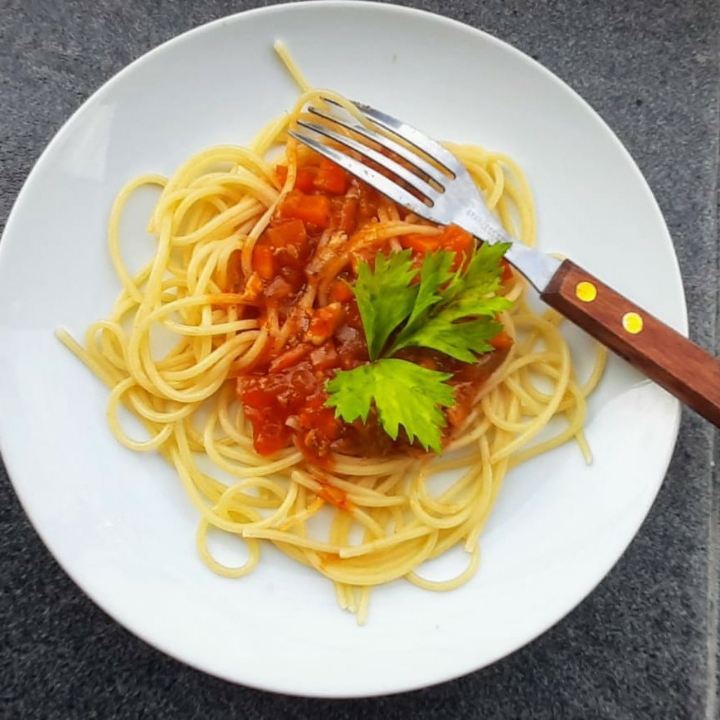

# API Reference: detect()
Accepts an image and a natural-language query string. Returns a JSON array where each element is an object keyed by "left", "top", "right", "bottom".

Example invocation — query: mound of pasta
[{"left": 58, "top": 67, "right": 605, "bottom": 622}]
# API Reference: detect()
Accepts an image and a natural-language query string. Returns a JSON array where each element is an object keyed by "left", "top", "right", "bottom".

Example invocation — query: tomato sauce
[{"left": 232, "top": 152, "right": 511, "bottom": 462}]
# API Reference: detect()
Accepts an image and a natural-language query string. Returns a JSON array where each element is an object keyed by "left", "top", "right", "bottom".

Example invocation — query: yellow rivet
[
  {"left": 622, "top": 312, "right": 644, "bottom": 334},
  {"left": 576, "top": 281, "right": 597, "bottom": 302}
]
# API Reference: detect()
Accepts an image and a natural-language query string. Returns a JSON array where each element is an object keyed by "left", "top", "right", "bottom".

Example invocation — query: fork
[{"left": 289, "top": 99, "right": 720, "bottom": 427}]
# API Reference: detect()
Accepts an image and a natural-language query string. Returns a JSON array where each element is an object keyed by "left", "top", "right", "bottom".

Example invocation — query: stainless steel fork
[{"left": 289, "top": 99, "right": 720, "bottom": 427}]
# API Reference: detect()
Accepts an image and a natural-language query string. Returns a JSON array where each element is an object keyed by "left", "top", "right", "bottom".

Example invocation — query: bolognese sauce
[{"left": 228, "top": 150, "right": 512, "bottom": 462}]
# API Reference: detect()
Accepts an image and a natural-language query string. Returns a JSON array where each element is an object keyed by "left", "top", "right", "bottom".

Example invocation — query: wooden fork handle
[{"left": 540, "top": 259, "right": 720, "bottom": 426}]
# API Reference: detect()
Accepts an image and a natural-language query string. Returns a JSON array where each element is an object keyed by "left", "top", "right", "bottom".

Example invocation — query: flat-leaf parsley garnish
[{"left": 325, "top": 241, "right": 512, "bottom": 452}]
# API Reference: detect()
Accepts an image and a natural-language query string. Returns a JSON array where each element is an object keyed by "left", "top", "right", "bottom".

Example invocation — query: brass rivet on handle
[
  {"left": 575, "top": 281, "right": 597, "bottom": 302},
  {"left": 622, "top": 312, "right": 644, "bottom": 334}
]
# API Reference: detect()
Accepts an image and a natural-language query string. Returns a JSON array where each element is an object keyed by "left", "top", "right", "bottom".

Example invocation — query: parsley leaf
[
  {"left": 325, "top": 359, "right": 454, "bottom": 453},
  {"left": 394, "top": 250, "right": 455, "bottom": 343},
  {"left": 399, "top": 316, "right": 506, "bottom": 363},
  {"left": 440, "top": 241, "right": 511, "bottom": 316},
  {"left": 388, "top": 242, "right": 512, "bottom": 361},
  {"left": 327, "top": 235, "right": 513, "bottom": 452},
  {"left": 353, "top": 249, "right": 417, "bottom": 360}
]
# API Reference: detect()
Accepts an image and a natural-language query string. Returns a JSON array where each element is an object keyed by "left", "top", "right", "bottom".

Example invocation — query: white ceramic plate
[{"left": 0, "top": 1, "right": 684, "bottom": 698}]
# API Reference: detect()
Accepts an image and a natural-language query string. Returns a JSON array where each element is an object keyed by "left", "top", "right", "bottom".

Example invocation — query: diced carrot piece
[
  {"left": 489, "top": 330, "right": 513, "bottom": 351},
  {"left": 253, "top": 245, "right": 275, "bottom": 280},
  {"left": 328, "top": 279, "right": 354, "bottom": 303},
  {"left": 441, "top": 224, "right": 474, "bottom": 254},
  {"left": 280, "top": 190, "right": 331, "bottom": 227},
  {"left": 276, "top": 164, "right": 317, "bottom": 192},
  {"left": 264, "top": 218, "right": 307, "bottom": 248},
  {"left": 295, "top": 168, "right": 317, "bottom": 193},
  {"left": 400, "top": 232, "right": 442, "bottom": 254},
  {"left": 441, "top": 224, "right": 474, "bottom": 270},
  {"left": 314, "top": 158, "right": 349, "bottom": 195}
]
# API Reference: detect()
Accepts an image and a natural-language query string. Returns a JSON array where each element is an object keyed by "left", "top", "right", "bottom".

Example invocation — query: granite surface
[{"left": 1, "top": 0, "right": 719, "bottom": 718}]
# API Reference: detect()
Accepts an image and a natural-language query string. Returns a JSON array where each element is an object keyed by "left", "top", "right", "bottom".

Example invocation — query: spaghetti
[{"left": 58, "top": 57, "right": 606, "bottom": 623}]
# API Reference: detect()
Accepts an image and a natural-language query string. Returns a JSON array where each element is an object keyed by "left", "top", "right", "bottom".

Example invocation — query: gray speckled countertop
[{"left": 1, "top": 1, "right": 719, "bottom": 718}]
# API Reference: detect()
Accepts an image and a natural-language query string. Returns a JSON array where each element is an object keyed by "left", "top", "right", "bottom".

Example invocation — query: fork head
[{"left": 287, "top": 98, "right": 512, "bottom": 245}]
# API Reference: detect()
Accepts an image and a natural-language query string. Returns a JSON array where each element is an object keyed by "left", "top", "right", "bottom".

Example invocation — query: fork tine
[
  {"left": 352, "top": 102, "right": 465, "bottom": 176},
  {"left": 307, "top": 105, "right": 450, "bottom": 187},
  {"left": 287, "top": 130, "right": 435, "bottom": 220},
  {"left": 295, "top": 119, "right": 436, "bottom": 200}
]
